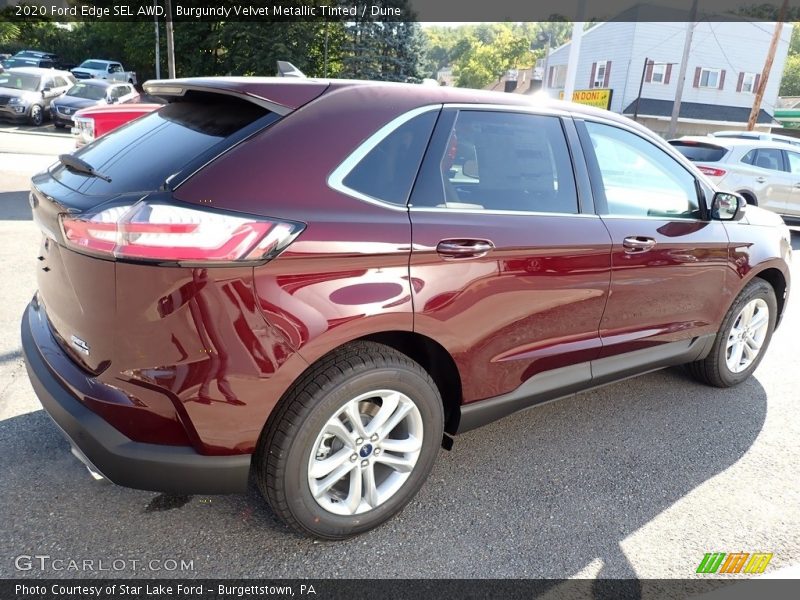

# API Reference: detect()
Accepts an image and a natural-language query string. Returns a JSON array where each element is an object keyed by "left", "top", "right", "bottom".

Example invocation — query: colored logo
[{"left": 696, "top": 552, "right": 773, "bottom": 574}]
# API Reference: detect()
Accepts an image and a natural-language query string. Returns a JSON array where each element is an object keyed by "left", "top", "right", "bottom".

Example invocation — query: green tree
[
  {"left": 340, "top": 0, "right": 423, "bottom": 82},
  {"left": 780, "top": 54, "right": 800, "bottom": 96}
]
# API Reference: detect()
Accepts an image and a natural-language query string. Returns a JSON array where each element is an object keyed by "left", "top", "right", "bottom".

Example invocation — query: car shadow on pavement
[
  {"left": 0, "top": 191, "right": 32, "bottom": 221},
  {"left": 0, "top": 366, "right": 767, "bottom": 581}
]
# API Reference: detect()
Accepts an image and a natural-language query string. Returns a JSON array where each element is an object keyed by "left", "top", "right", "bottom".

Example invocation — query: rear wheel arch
[{"left": 736, "top": 190, "right": 758, "bottom": 205}]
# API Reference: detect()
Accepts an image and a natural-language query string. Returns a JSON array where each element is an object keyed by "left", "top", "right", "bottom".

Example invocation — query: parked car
[
  {"left": 22, "top": 78, "right": 792, "bottom": 540},
  {"left": 71, "top": 101, "right": 160, "bottom": 146},
  {"left": 71, "top": 59, "right": 137, "bottom": 85},
  {"left": 670, "top": 136, "right": 800, "bottom": 220},
  {"left": 710, "top": 129, "right": 800, "bottom": 148},
  {"left": 50, "top": 80, "right": 139, "bottom": 129},
  {"left": 0, "top": 67, "right": 74, "bottom": 125},
  {"left": 2, "top": 56, "right": 56, "bottom": 69}
]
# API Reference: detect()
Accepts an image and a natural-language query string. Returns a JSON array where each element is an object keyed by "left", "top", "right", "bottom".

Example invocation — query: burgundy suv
[{"left": 22, "top": 78, "right": 791, "bottom": 539}]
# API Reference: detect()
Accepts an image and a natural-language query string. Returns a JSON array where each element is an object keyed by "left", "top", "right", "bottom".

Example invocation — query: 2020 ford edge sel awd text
[{"left": 22, "top": 78, "right": 791, "bottom": 539}]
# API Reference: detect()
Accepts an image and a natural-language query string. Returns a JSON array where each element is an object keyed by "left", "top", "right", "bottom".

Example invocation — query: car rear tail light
[
  {"left": 697, "top": 166, "right": 727, "bottom": 177},
  {"left": 59, "top": 201, "right": 304, "bottom": 264}
]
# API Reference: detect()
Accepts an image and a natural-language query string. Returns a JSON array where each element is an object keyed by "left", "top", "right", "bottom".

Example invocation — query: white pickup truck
[{"left": 71, "top": 60, "right": 137, "bottom": 85}]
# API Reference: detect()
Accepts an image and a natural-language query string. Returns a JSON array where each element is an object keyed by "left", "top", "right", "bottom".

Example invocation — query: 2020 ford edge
[{"left": 22, "top": 78, "right": 791, "bottom": 539}]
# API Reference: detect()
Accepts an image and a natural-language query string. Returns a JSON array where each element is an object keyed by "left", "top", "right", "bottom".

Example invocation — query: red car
[
  {"left": 22, "top": 78, "right": 792, "bottom": 539},
  {"left": 72, "top": 102, "right": 161, "bottom": 147}
]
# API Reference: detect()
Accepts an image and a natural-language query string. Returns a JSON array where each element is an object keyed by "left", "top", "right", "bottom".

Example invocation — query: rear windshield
[
  {"left": 78, "top": 61, "right": 108, "bottom": 70},
  {"left": 67, "top": 82, "right": 107, "bottom": 100},
  {"left": 669, "top": 142, "right": 727, "bottom": 162},
  {"left": 51, "top": 97, "right": 270, "bottom": 195}
]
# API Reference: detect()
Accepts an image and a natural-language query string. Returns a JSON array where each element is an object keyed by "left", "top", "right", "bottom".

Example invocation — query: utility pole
[
  {"left": 323, "top": 21, "right": 329, "bottom": 78},
  {"left": 165, "top": 0, "right": 176, "bottom": 79},
  {"left": 154, "top": 0, "right": 160, "bottom": 79},
  {"left": 747, "top": 0, "right": 789, "bottom": 131},
  {"left": 667, "top": 0, "right": 698, "bottom": 139},
  {"left": 563, "top": 1, "right": 587, "bottom": 102},
  {"left": 633, "top": 57, "right": 649, "bottom": 122}
]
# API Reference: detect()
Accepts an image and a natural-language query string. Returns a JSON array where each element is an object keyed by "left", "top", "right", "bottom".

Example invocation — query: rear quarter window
[
  {"left": 338, "top": 111, "right": 438, "bottom": 206},
  {"left": 669, "top": 142, "right": 728, "bottom": 162}
]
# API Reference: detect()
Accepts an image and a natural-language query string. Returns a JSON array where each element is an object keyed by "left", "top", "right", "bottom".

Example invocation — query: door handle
[
  {"left": 622, "top": 236, "right": 657, "bottom": 253},
  {"left": 436, "top": 239, "right": 494, "bottom": 259},
  {"left": 756, "top": 176, "right": 767, "bottom": 183}
]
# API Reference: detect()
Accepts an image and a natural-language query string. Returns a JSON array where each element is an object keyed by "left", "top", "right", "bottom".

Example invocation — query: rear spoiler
[{"left": 143, "top": 76, "right": 328, "bottom": 116}]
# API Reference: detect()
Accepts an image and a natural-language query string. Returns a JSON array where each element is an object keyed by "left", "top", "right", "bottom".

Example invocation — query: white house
[{"left": 544, "top": 20, "right": 792, "bottom": 137}]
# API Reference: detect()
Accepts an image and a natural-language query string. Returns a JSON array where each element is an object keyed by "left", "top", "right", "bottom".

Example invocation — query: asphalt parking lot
[{"left": 0, "top": 123, "right": 799, "bottom": 581}]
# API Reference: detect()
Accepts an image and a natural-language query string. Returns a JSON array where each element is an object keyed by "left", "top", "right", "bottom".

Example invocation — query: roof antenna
[{"left": 276, "top": 61, "right": 306, "bottom": 78}]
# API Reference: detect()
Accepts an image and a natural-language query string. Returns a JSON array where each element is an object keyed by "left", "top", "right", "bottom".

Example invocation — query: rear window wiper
[{"left": 58, "top": 154, "right": 112, "bottom": 183}]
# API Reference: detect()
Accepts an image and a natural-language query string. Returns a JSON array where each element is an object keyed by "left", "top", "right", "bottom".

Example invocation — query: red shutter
[
  {"left": 589, "top": 62, "right": 597, "bottom": 87},
  {"left": 603, "top": 61, "right": 611, "bottom": 87},
  {"left": 665, "top": 63, "right": 672, "bottom": 84},
  {"left": 718, "top": 70, "right": 726, "bottom": 90},
  {"left": 693, "top": 66, "right": 701, "bottom": 87},
  {"left": 645, "top": 60, "right": 653, "bottom": 83},
  {"left": 737, "top": 72, "right": 744, "bottom": 92},
  {"left": 548, "top": 66, "right": 555, "bottom": 87},
  {"left": 755, "top": 73, "right": 762, "bottom": 92}
]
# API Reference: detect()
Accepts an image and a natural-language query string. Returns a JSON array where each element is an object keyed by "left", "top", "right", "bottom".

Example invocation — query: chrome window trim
[
  {"left": 409, "top": 207, "right": 599, "bottom": 218},
  {"left": 327, "top": 104, "right": 443, "bottom": 212}
]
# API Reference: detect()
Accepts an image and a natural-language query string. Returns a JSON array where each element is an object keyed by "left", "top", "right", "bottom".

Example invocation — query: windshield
[
  {"left": 67, "top": 83, "right": 107, "bottom": 100},
  {"left": 0, "top": 72, "right": 40, "bottom": 91},
  {"left": 79, "top": 61, "right": 107, "bottom": 70}
]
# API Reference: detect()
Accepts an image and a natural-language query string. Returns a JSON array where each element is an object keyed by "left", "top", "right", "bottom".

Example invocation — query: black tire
[
  {"left": 53, "top": 122, "right": 66, "bottom": 129},
  {"left": 737, "top": 191, "right": 758, "bottom": 206},
  {"left": 254, "top": 341, "right": 444, "bottom": 539},
  {"left": 28, "top": 104, "right": 44, "bottom": 126},
  {"left": 688, "top": 278, "right": 776, "bottom": 387}
]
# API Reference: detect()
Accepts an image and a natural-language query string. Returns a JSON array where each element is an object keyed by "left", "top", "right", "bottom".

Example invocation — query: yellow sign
[{"left": 558, "top": 88, "right": 613, "bottom": 110}]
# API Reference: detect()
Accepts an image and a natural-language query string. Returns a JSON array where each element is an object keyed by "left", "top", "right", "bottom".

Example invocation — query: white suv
[
  {"left": 710, "top": 130, "right": 800, "bottom": 148},
  {"left": 670, "top": 136, "right": 800, "bottom": 220}
]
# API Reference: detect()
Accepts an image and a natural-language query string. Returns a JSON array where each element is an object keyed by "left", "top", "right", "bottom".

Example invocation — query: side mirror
[
  {"left": 41, "top": 87, "right": 51, "bottom": 95},
  {"left": 711, "top": 191, "right": 745, "bottom": 221},
  {"left": 107, "top": 95, "right": 118, "bottom": 104}
]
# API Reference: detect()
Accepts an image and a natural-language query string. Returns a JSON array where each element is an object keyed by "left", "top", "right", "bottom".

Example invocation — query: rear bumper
[{"left": 21, "top": 300, "right": 251, "bottom": 494}]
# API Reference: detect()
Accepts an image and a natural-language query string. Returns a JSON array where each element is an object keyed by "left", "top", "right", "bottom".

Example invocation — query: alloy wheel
[
  {"left": 725, "top": 298, "right": 769, "bottom": 373},
  {"left": 307, "top": 389, "right": 424, "bottom": 516}
]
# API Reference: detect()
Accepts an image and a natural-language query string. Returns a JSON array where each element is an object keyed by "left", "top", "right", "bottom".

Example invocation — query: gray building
[{"left": 545, "top": 20, "right": 792, "bottom": 137}]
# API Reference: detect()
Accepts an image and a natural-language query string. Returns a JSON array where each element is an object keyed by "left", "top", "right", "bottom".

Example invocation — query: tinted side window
[
  {"left": 741, "top": 150, "right": 756, "bottom": 165},
  {"left": 341, "top": 111, "right": 437, "bottom": 206},
  {"left": 416, "top": 110, "right": 578, "bottom": 214},
  {"left": 786, "top": 151, "right": 800, "bottom": 174},
  {"left": 585, "top": 121, "right": 699, "bottom": 218},
  {"left": 751, "top": 148, "right": 786, "bottom": 172}
]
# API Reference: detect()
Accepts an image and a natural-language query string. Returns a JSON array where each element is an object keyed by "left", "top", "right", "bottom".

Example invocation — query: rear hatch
[
  {"left": 31, "top": 79, "right": 327, "bottom": 372},
  {"left": 668, "top": 139, "right": 730, "bottom": 181}
]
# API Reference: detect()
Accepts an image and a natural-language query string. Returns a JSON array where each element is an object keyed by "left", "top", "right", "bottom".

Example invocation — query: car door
[
  {"left": 782, "top": 149, "right": 800, "bottom": 217},
  {"left": 739, "top": 147, "right": 792, "bottom": 214},
  {"left": 409, "top": 108, "right": 612, "bottom": 403},
  {"left": 575, "top": 119, "right": 731, "bottom": 363}
]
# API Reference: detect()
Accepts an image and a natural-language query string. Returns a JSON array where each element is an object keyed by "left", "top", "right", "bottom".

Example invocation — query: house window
[
  {"left": 593, "top": 60, "right": 609, "bottom": 88},
  {"left": 741, "top": 72, "right": 756, "bottom": 93},
  {"left": 651, "top": 63, "right": 667, "bottom": 84},
  {"left": 699, "top": 68, "right": 721, "bottom": 88},
  {"left": 550, "top": 64, "right": 567, "bottom": 88}
]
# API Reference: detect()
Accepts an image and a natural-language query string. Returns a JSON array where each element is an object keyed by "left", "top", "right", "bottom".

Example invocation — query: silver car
[
  {"left": 0, "top": 67, "right": 75, "bottom": 126},
  {"left": 670, "top": 136, "right": 800, "bottom": 220}
]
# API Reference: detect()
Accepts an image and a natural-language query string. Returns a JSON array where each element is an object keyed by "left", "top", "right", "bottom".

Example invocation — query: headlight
[{"left": 8, "top": 97, "right": 24, "bottom": 105}]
